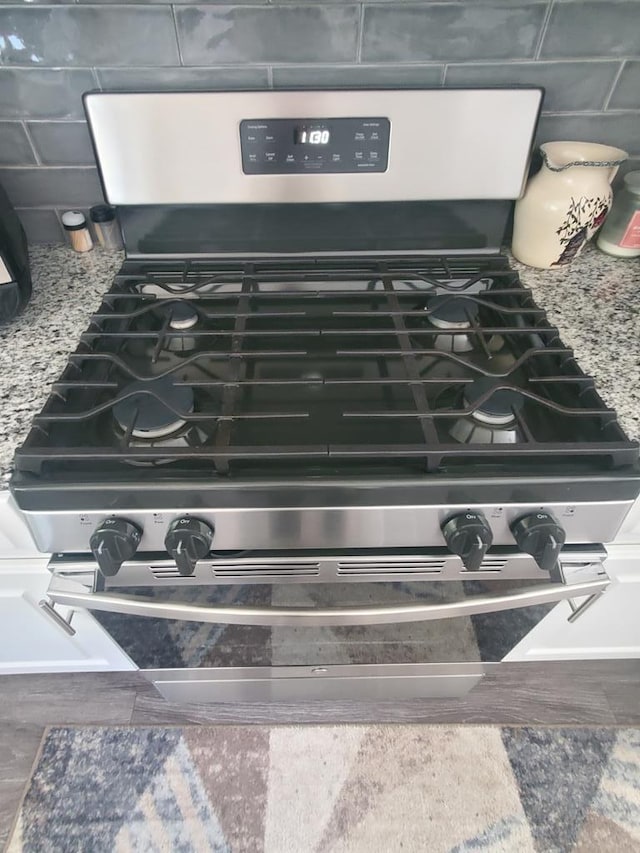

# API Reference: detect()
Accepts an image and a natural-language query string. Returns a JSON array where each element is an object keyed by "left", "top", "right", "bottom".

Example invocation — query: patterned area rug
[{"left": 7, "top": 725, "right": 640, "bottom": 852}]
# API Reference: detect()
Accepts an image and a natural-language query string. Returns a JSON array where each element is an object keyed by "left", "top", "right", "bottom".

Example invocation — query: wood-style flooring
[{"left": 1, "top": 661, "right": 639, "bottom": 848}]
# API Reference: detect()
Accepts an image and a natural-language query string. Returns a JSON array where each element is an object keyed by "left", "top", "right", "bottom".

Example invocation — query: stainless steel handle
[
  {"left": 567, "top": 590, "right": 605, "bottom": 623},
  {"left": 38, "top": 599, "right": 76, "bottom": 636},
  {"left": 47, "top": 577, "right": 609, "bottom": 628}
]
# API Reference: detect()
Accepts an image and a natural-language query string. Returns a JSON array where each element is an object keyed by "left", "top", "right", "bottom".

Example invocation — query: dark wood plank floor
[{"left": 1, "top": 661, "right": 639, "bottom": 847}]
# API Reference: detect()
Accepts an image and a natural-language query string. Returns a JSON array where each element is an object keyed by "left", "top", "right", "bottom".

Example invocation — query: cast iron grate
[{"left": 13, "top": 254, "right": 638, "bottom": 478}]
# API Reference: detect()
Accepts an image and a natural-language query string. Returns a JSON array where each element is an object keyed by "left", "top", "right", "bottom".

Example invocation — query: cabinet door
[
  {"left": 0, "top": 493, "right": 42, "bottom": 558},
  {"left": 616, "top": 497, "right": 640, "bottom": 544},
  {"left": 505, "top": 553, "right": 640, "bottom": 661},
  {"left": 0, "top": 561, "right": 136, "bottom": 674}
]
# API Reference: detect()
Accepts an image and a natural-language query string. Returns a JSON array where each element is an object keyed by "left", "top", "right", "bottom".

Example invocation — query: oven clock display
[
  {"left": 240, "top": 117, "right": 390, "bottom": 174},
  {"left": 295, "top": 127, "right": 331, "bottom": 145}
]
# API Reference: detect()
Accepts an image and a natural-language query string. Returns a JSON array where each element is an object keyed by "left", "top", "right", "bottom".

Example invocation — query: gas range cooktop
[{"left": 12, "top": 254, "right": 638, "bottom": 485}]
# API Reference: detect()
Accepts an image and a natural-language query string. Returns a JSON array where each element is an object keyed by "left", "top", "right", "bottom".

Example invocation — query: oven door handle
[{"left": 45, "top": 575, "right": 609, "bottom": 627}]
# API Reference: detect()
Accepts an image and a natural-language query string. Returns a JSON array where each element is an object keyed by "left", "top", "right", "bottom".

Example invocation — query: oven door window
[{"left": 90, "top": 580, "right": 554, "bottom": 670}]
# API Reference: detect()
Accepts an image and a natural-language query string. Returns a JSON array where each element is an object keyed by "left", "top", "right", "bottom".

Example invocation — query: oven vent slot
[
  {"left": 212, "top": 562, "right": 320, "bottom": 579},
  {"left": 149, "top": 566, "right": 184, "bottom": 579},
  {"left": 337, "top": 559, "right": 446, "bottom": 576},
  {"left": 478, "top": 559, "right": 508, "bottom": 572}
]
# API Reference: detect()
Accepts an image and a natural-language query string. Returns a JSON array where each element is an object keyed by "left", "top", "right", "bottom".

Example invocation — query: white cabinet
[
  {"left": 0, "top": 493, "right": 135, "bottom": 674},
  {"left": 506, "top": 549, "right": 640, "bottom": 661},
  {"left": 0, "top": 492, "right": 43, "bottom": 559},
  {"left": 0, "top": 560, "right": 136, "bottom": 674},
  {"left": 0, "top": 560, "right": 136, "bottom": 673},
  {"left": 615, "top": 496, "right": 640, "bottom": 544}
]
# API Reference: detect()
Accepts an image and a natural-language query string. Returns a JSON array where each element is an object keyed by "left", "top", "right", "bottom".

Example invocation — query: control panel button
[
  {"left": 511, "top": 512, "right": 566, "bottom": 572},
  {"left": 165, "top": 517, "right": 214, "bottom": 577},
  {"left": 90, "top": 518, "right": 142, "bottom": 578},
  {"left": 441, "top": 512, "right": 493, "bottom": 572}
]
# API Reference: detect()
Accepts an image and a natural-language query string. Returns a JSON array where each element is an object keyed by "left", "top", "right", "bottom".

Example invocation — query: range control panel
[{"left": 240, "top": 117, "right": 391, "bottom": 174}]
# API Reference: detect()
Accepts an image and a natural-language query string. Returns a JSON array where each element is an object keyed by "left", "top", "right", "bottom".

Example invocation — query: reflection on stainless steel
[
  {"left": 25, "top": 502, "right": 632, "bottom": 554},
  {"left": 145, "top": 663, "right": 490, "bottom": 703},
  {"left": 47, "top": 568, "right": 608, "bottom": 627}
]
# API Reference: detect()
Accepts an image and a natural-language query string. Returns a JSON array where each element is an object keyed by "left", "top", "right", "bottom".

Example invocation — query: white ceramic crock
[{"left": 512, "top": 141, "right": 628, "bottom": 269}]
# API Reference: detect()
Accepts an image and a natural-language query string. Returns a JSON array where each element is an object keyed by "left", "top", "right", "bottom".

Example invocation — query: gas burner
[
  {"left": 426, "top": 295, "right": 479, "bottom": 353},
  {"left": 113, "top": 376, "right": 195, "bottom": 440},
  {"left": 412, "top": 295, "right": 504, "bottom": 357},
  {"left": 165, "top": 302, "right": 199, "bottom": 354},
  {"left": 450, "top": 377, "right": 525, "bottom": 445},
  {"left": 168, "top": 302, "right": 199, "bottom": 331}
]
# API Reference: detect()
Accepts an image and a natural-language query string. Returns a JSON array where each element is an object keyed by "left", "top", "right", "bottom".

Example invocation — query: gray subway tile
[
  {"left": 16, "top": 209, "right": 64, "bottom": 244},
  {"left": 0, "top": 0, "right": 73, "bottom": 4},
  {"left": 540, "top": 1, "right": 640, "bottom": 59},
  {"left": 96, "top": 66, "right": 269, "bottom": 91},
  {"left": 272, "top": 64, "right": 444, "bottom": 88},
  {"left": 608, "top": 61, "right": 640, "bottom": 109},
  {"left": 362, "top": 3, "right": 547, "bottom": 63},
  {"left": 0, "top": 122, "right": 35, "bottom": 166},
  {"left": 0, "top": 69, "right": 96, "bottom": 120},
  {"left": 278, "top": 0, "right": 544, "bottom": 3},
  {"left": 175, "top": 5, "right": 359, "bottom": 65},
  {"left": 79, "top": 0, "right": 268, "bottom": 3},
  {"left": 0, "top": 167, "right": 103, "bottom": 207},
  {"left": 536, "top": 113, "right": 640, "bottom": 157},
  {"left": 27, "top": 122, "right": 95, "bottom": 167},
  {"left": 445, "top": 61, "right": 620, "bottom": 113},
  {"left": 0, "top": 6, "right": 179, "bottom": 67}
]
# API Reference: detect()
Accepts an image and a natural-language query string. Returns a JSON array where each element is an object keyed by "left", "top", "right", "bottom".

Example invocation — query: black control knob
[
  {"left": 511, "top": 511, "right": 566, "bottom": 572},
  {"left": 441, "top": 511, "right": 493, "bottom": 572},
  {"left": 165, "top": 517, "right": 214, "bottom": 577},
  {"left": 90, "top": 518, "right": 142, "bottom": 578}
]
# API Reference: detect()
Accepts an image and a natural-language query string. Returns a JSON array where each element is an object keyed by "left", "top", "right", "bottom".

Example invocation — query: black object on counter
[{"left": 0, "top": 182, "right": 32, "bottom": 323}]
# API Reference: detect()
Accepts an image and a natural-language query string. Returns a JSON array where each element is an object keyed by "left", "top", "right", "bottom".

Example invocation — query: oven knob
[
  {"left": 441, "top": 512, "right": 493, "bottom": 572},
  {"left": 165, "top": 517, "right": 214, "bottom": 577},
  {"left": 90, "top": 518, "right": 142, "bottom": 577},
  {"left": 511, "top": 512, "right": 566, "bottom": 572}
]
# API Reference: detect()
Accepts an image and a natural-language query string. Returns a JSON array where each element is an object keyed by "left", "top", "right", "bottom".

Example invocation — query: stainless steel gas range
[{"left": 10, "top": 89, "right": 640, "bottom": 702}]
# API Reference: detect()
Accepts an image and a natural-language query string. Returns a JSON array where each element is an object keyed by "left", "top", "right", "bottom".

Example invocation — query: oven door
[{"left": 42, "top": 547, "right": 609, "bottom": 703}]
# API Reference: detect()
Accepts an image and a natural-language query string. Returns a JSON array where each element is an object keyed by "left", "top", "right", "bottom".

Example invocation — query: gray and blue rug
[{"left": 7, "top": 725, "right": 640, "bottom": 852}]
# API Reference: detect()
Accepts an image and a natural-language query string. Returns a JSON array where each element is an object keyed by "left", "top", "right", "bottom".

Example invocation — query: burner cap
[
  {"left": 168, "top": 302, "right": 199, "bottom": 331},
  {"left": 464, "top": 377, "right": 524, "bottom": 426},
  {"left": 113, "top": 376, "right": 195, "bottom": 439},
  {"left": 428, "top": 295, "right": 479, "bottom": 330}
]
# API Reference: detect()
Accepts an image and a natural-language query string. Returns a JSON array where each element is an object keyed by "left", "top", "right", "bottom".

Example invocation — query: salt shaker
[
  {"left": 90, "top": 205, "right": 124, "bottom": 250},
  {"left": 597, "top": 171, "right": 640, "bottom": 258},
  {"left": 62, "top": 210, "right": 93, "bottom": 253}
]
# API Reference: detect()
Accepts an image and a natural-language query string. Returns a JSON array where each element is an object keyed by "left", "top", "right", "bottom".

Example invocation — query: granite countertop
[{"left": 0, "top": 244, "right": 638, "bottom": 488}]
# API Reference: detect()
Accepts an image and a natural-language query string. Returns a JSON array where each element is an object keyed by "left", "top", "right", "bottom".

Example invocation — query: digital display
[
  {"left": 295, "top": 127, "right": 330, "bottom": 145},
  {"left": 240, "top": 117, "right": 390, "bottom": 174}
]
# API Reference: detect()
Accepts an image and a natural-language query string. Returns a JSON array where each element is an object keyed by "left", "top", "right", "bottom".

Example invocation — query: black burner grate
[{"left": 14, "top": 255, "right": 638, "bottom": 478}]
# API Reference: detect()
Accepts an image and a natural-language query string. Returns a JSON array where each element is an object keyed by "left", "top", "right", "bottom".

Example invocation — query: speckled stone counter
[
  {"left": 511, "top": 247, "right": 640, "bottom": 445},
  {"left": 0, "top": 243, "right": 638, "bottom": 489},
  {"left": 0, "top": 246, "right": 122, "bottom": 487}
]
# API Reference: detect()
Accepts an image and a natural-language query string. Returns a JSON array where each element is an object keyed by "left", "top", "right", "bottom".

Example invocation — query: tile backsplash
[{"left": 0, "top": 0, "right": 638, "bottom": 244}]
